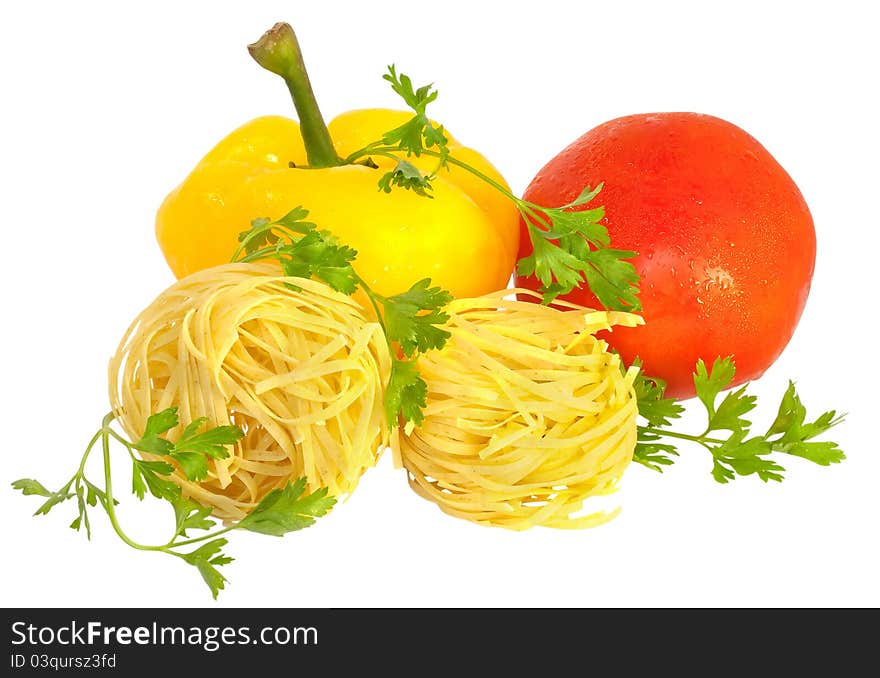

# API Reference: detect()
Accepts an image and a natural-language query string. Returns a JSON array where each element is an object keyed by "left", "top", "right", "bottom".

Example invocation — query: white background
[{"left": 1, "top": 1, "right": 877, "bottom": 608}]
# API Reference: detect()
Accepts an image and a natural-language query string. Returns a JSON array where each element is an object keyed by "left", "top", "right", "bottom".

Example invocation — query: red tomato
[{"left": 516, "top": 112, "right": 816, "bottom": 399}]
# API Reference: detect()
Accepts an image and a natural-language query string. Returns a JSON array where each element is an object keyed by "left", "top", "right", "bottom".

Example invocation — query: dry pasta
[
  {"left": 393, "top": 290, "right": 642, "bottom": 530},
  {"left": 109, "top": 262, "right": 390, "bottom": 521}
]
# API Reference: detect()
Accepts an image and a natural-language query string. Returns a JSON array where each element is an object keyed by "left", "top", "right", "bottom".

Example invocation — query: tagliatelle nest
[
  {"left": 109, "top": 263, "right": 390, "bottom": 521},
  {"left": 392, "top": 290, "right": 643, "bottom": 530}
]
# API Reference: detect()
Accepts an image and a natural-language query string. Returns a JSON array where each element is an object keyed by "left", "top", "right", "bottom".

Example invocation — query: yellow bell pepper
[{"left": 156, "top": 24, "right": 519, "bottom": 299}]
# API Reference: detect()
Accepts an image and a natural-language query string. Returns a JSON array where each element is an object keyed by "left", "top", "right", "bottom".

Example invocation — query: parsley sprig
[
  {"left": 333, "top": 66, "right": 640, "bottom": 310},
  {"left": 632, "top": 357, "right": 845, "bottom": 482},
  {"left": 233, "top": 207, "right": 452, "bottom": 427},
  {"left": 249, "top": 23, "right": 639, "bottom": 305},
  {"left": 249, "top": 25, "right": 640, "bottom": 311},
  {"left": 12, "top": 408, "right": 334, "bottom": 599},
  {"left": 381, "top": 66, "right": 449, "bottom": 156}
]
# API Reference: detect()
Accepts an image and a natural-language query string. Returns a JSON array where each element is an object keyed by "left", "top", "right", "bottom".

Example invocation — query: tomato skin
[{"left": 516, "top": 112, "right": 816, "bottom": 399}]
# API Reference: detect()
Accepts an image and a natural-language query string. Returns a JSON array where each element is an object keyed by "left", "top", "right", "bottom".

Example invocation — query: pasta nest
[
  {"left": 109, "top": 263, "right": 390, "bottom": 521},
  {"left": 392, "top": 291, "right": 643, "bottom": 530}
]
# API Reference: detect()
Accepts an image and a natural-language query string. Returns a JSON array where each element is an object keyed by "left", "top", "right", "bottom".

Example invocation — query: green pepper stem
[{"left": 248, "top": 22, "right": 341, "bottom": 169}]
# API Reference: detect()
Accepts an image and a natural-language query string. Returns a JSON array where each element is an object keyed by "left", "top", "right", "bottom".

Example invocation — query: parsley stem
[
  {"left": 341, "top": 141, "right": 387, "bottom": 164},
  {"left": 248, "top": 22, "right": 341, "bottom": 169},
  {"left": 106, "top": 427, "right": 134, "bottom": 450},
  {"left": 344, "top": 144, "right": 559, "bottom": 238},
  {"left": 168, "top": 525, "right": 237, "bottom": 549},
  {"left": 232, "top": 220, "right": 309, "bottom": 264},
  {"left": 351, "top": 271, "right": 395, "bottom": 356},
  {"left": 98, "top": 413, "right": 166, "bottom": 553},
  {"left": 519, "top": 203, "right": 551, "bottom": 230},
  {"left": 443, "top": 153, "right": 519, "bottom": 199},
  {"left": 638, "top": 425, "right": 725, "bottom": 446},
  {"left": 230, "top": 223, "right": 276, "bottom": 264},
  {"left": 345, "top": 144, "right": 523, "bottom": 204},
  {"left": 236, "top": 248, "right": 278, "bottom": 265},
  {"left": 77, "top": 428, "right": 105, "bottom": 476}
]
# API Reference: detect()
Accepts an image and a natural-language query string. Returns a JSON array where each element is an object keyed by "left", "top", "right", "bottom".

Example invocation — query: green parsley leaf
[
  {"left": 564, "top": 183, "right": 604, "bottom": 208},
  {"left": 237, "top": 478, "right": 336, "bottom": 537},
  {"left": 764, "top": 382, "right": 845, "bottom": 465},
  {"left": 783, "top": 440, "right": 846, "bottom": 466},
  {"left": 278, "top": 230, "right": 359, "bottom": 295},
  {"left": 238, "top": 217, "right": 277, "bottom": 254},
  {"left": 72, "top": 488, "right": 91, "bottom": 539},
  {"left": 517, "top": 190, "right": 640, "bottom": 310},
  {"left": 181, "top": 539, "right": 234, "bottom": 600},
  {"left": 272, "top": 206, "right": 317, "bottom": 233},
  {"left": 578, "top": 247, "right": 642, "bottom": 311},
  {"left": 630, "top": 364, "right": 684, "bottom": 473},
  {"left": 381, "top": 65, "right": 448, "bottom": 161},
  {"left": 630, "top": 361, "right": 685, "bottom": 427},
  {"left": 381, "top": 278, "right": 452, "bottom": 357},
  {"left": 178, "top": 417, "right": 208, "bottom": 443},
  {"left": 385, "top": 358, "right": 429, "bottom": 428},
  {"left": 517, "top": 232, "right": 586, "bottom": 303},
  {"left": 171, "top": 497, "right": 216, "bottom": 537},
  {"left": 632, "top": 430, "right": 680, "bottom": 472},
  {"left": 11, "top": 478, "right": 52, "bottom": 497},
  {"left": 84, "top": 482, "right": 111, "bottom": 510},
  {"left": 134, "top": 417, "right": 244, "bottom": 483},
  {"left": 693, "top": 357, "right": 737, "bottom": 417},
  {"left": 710, "top": 458, "right": 735, "bottom": 483},
  {"left": 132, "top": 435, "right": 173, "bottom": 456},
  {"left": 167, "top": 451, "right": 209, "bottom": 482},
  {"left": 33, "top": 490, "right": 76, "bottom": 516},
  {"left": 707, "top": 385, "right": 756, "bottom": 433},
  {"left": 195, "top": 561, "right": 228, "bottom": 601},
  {"left": 173, "top": 420, "right": 243, "bottom": 459},
  {"left": 767, "top": 382, "right": 843, "bottom": 441},
  {"left": 537, "top": 205, "right": 607, "bottom": 241},
  {"left": 712, "top": 432, "right": 782, "bottom": 483},
  {"left": 141, "top": 407, "right": 180, "bottom": 438},
  {"left": 382, "top": 118, "right": 431, "bottom": 157},
  {"left": 132, "top": 459, "right": 180, "bottom": 502},
  {"left": 132, "top": 407, "right": 181, "bottom": 455},
  {"left": 135, "top": 459, "right": 176, "bottom": 476},
  {"left": 236, "top": 207, "right": 318, "bottom": 259},
  {"left": 635, "top": 356, "right": 845, "bottom": 483},
  {"left": 383, "top": 65, "right": 438, "bottom": 114},
  {"left": 378, "top": 159, "right": 434, "bottom": 197}
]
